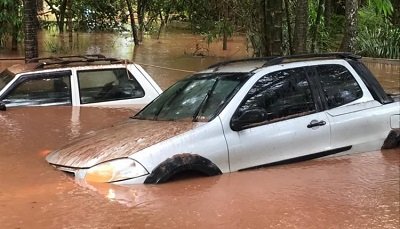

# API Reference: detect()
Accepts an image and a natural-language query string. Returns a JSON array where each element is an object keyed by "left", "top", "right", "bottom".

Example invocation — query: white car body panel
[
  {"left": 130, "top": 118, "right": 230, "bottom": 174},
  {"left": 327, "top": 101, "right": 399, "bottom": 152},
  {"left": 222, "top": 111, "right": 331, "bottom": 172}
]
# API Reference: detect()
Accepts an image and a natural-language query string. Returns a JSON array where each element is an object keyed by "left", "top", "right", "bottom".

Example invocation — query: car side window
[
  {"left": 316, "top": 65, "right": 363, "bottom": 109},
  {"left": 3, "top": 74, "right": 71, "bottom": 107},
  {"left": 77, "top": 68, "right": 145, "bottom": 104},
  {"left": 233, "top": 67, "right": 316, "bottom": 126}
]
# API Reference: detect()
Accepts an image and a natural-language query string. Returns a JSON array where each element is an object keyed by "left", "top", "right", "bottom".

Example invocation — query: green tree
[
  {"left": 44, "top": 0, "right": 68, "bottom": 32},
  {"left": 0, "top": 0, "right": 23, "bottom": 50}
]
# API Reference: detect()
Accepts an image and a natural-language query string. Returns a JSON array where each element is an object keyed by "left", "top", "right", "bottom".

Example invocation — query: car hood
[{"left": 46, "top": 119, "right": 196, "bottom": 168}]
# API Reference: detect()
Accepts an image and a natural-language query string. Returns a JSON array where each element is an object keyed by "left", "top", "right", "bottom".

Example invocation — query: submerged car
[
  {"left": 0, "top": 55, "right": 162, "bottom": 108},
  {"left": 46, "top": 53, "right": 400, "bottom": 184}
]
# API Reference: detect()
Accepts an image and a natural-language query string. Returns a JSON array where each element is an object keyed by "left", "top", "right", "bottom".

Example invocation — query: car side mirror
[
  {"left": 231, "top": 108, "right": 268, "bottom": 131},
  {"left": 0, "top": 102, "right": 6, "bottom": 111}
]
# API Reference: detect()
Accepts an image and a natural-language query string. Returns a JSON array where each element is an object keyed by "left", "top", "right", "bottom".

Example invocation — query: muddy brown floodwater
[
  {"left": 0, "top": 31, "right": 399, "bottom": 228},
  {"left": 0, "top": 107, "right": 399, "bottom": 228}
]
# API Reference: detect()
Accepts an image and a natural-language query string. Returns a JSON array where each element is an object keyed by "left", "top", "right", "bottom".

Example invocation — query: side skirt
[{"left": 239, "top": 146, "right": 352, "bottom": 171}]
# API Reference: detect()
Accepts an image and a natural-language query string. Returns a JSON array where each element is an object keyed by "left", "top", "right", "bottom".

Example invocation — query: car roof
[
  {"left": 202, "top": 52, "right": 361, "bottom": 73},
  {"left": 5, "top": 54, "right": 132, "bottom": 75}
]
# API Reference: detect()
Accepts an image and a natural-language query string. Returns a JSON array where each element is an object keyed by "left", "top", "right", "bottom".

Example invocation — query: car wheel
[
  {"left": 382, "top": 129, "right": 400, "bottom": 149},
  {"left": 144, "top": 153, "right": 222, "bottom": 184}
]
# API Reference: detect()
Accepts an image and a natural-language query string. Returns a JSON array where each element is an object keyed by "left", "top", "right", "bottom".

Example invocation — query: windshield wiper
[{"left": 192, "top": 79, "right": 219, "bottom": 122}]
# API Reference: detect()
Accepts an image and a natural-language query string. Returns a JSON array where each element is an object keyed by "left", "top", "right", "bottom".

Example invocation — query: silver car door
[{"left": 221, "top": 67, "right": 333, "bottom": 172}]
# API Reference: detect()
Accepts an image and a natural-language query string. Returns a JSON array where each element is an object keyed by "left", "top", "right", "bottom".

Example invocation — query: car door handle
[{"left": 307, "top": 120, "right": 326, "bottom": 128}]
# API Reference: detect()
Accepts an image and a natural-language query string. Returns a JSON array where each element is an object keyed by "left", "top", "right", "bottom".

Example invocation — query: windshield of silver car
[
  {"left": 0, "top": 70, "right": 14, "bottom": 92},
  {"left": 134, "top": 72, "right": 252, "bottom": 122}
]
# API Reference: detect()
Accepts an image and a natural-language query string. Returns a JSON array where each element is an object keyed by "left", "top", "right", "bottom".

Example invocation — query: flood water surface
[{"left": 0, "top": 106, "right": 399, "bottom": 229}]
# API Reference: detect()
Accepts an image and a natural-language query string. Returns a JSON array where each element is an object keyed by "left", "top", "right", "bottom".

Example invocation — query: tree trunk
[
  {"left": 293, "top": 0, "right": 308, "bottom": 54},
  {"left": 324, "top": 0, "right": 333, "bottom": 41},
  {"left": 392, "top": 0, "right": 400, "bottom": 27},
  {"left": 284, "top": 0, "right": 293, "bottom": 55},
  {"left": 58, "top": 0, "right": 67, "bottom": 32},
  {"left": 157, "top": 11, "right": 164, "bottom": 40},
  {"left": 311, "top": 0, "right": 324, "bottom": 52},
  {"left": 24, "top": 0, "right": 39, "bottom": 61},
  {"left": 67, "top": 0, "right": 73, "bottom": 49},
  {"left": 260, "top": 0, "right": 271, "bottom": 56},
  {"left": 270, "top": 0, "right": 283, "bottom": 55},
  {"left": 126, "top": 0, "right": 139, "bottom": 45},
  {"left": 137, "top": 0, "right": 147, "bottom": 42},
  {"left": 12, "top": 31, "right": 18, "bottom": 51},
  {"left": 222, "top": 3, "right": 228, "bottom": 51},
  {"left": 340, "top": 0, "right": 358, "bottom": 52}
]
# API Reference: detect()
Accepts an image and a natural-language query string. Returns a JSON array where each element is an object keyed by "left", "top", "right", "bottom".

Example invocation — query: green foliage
[
  {"left": 357, "top": 3, "right": 399, "bottom": 59},
  {"left": 0, "top": 0, "right": 23, "bottom": 48},
  {"left": 200, "top": 19, "right": 234, "bottom": 45},
  {"left": 357, "top": 24, "right": 400, "bottom": 59},
  {"left": 358, "top": 4, "right": 386, "bottom": 28},
  {"left": 44, "top": 0, "right": 129, "bottom": 32},
  {"left": 73, "top": 0, "right": 128, "bottom": 32},
  {"left": 367, "top": 0, "right": 393, "bottom": 17}
]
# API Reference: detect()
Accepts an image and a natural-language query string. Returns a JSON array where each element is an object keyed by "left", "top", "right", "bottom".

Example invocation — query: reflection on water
[{"left": 0, "top": 31, "right": 399, "bottom": 228}]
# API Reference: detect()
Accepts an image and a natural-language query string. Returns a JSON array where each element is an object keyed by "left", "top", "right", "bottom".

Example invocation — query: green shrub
[{"left": 357, "top": 24, "right": 400, "bottom": 59}]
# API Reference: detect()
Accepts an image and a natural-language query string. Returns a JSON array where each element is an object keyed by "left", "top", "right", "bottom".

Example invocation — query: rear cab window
[
  {"left": 315, "top": 64, "right": 363, "bottom": 109},
  {"left": 77, "top": 68, "right": 145, "bottom": 104}
]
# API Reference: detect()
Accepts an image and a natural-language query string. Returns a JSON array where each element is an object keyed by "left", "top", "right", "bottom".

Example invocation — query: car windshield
[
  {"left": 134, "top": 72, "right": 251, "bottom": 122},
  {"left": 0, "top": 70, "right": 14, "bottom": 91}
]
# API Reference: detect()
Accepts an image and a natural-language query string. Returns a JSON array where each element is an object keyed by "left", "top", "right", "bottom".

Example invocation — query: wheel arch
[{"left": 144, "top": 153, "right": 222, "bottom": 184}]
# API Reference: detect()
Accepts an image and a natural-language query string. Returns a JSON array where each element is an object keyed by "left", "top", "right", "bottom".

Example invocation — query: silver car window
[
  {"left": 233, "top": 67, "right": 316, "bottom": 125},
  {"left": 3, "top": 74, "right": 71, "bottom": 107},
  {"left": 77, "top": 68, "right": 145, "bottom": 104}
]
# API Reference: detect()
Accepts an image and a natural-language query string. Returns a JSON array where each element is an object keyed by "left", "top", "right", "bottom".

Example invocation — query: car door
[
  {"left": 0, "top": 70, "right": 72, "bottom": 107},
  {"left": 222, "top": 67, "right": 332, "bottom": 172},
  {"left": 314, "top": 64, "right": 389, "bottom": 152}
]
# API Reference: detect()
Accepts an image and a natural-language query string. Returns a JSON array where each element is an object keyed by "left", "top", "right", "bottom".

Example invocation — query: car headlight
[{"left": 85, "top": 158, "right": 149, "bottom": 183}]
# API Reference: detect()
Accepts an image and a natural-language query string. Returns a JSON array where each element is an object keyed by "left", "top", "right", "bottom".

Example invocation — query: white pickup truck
[
  {"left": 0, "top": 55, "right": 162, "bottom": 109},
  {"left": 46, "top": 53, "right": 400, "bottom": 184}
]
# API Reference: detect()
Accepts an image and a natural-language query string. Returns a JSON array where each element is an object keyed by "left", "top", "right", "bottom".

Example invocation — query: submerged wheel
[
  {"left": 144, "top": 153, "right": 222, "bottom": 184},
  {"left": 382, "top": 129, "right": 400, "bottom": 149}
]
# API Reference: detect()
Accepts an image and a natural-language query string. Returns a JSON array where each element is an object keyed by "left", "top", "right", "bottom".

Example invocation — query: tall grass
[{"left": 357, "top": 24, "right": 400, "bottom": 59}]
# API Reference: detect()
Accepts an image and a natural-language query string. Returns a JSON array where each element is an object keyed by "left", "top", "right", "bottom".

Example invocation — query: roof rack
[
  {"left": 262, "top": 52, "right": 361, "bottom": 67},
  {"left": 26, "top": 54, "right": 130, "bottom": 69},
  {"left": 207, "top": 56, "right": 278, "bottom": 70},
  {"left": 207, "top": 52, "right": 361, "bottom": 70}
]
